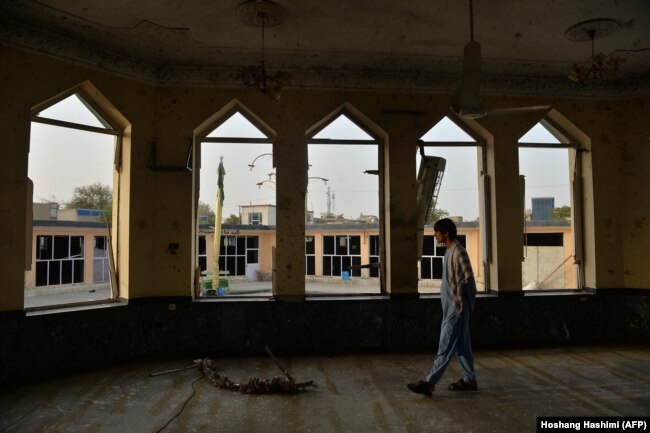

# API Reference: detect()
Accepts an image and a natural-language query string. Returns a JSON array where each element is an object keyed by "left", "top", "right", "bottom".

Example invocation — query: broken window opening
[
  {"left": 197, "top": 110, "right": 274, "bottom": 298},
  {"left": 25, "top": 91, "right": 119, "bottom": 309},
  {"left": 519, "top": 121, "right": 579, "bottom": 291},
  {"left": 306, "top": 113, "right": 381, "bottom": 296},
  {"left": 417, "top": 116, "right": 486, "bottom": 293}
]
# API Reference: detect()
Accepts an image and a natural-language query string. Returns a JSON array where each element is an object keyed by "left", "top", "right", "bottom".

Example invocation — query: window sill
[{"left": 25, "top": 298, "right": 126, "bottom": 316}]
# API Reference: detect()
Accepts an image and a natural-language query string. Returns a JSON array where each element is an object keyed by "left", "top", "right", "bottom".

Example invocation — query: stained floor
[{"left": 1, "top": 345, "right": 648, "bottom": 433}]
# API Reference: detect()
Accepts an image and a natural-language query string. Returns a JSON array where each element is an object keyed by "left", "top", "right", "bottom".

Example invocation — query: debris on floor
[
  {"left": 150, "top": 346, "right": 317, "bottom": 394},
  {"left": 198, "top": 357, "right": 317, "bottom": 394}
]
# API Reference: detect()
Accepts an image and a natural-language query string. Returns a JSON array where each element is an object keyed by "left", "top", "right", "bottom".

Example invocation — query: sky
[
  {"left": 28, "top": 95, "right": 571, "bottom": 221},
  {"left": 29, "top": 95, "right": 114, "bottom": 204},
  {"left": 201, "top": 114, "right": 380, "bottom": 219}
]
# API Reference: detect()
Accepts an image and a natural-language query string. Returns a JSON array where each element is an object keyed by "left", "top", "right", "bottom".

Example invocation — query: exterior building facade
[
  {"left": 198, "top": 221, "right": 575, "bottom": 291},
  {"left": 26, "top": 204, "right": 575, "bottom": 294},
  {"left": 240, "top": 204, "right": 276, "bottom": 226},
  {"left": 25, "top": 203, "right": 110, "bottom": 293}
]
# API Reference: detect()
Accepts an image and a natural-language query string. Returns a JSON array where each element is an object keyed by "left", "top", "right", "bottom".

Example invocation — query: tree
[
  {"left": 198, "top": 201, "right": 215, "bottom": 224},
  {"left": 551, "top": 206, "right": 571, "bottom": 220},
  {"left": 223, "top": 214, "right": 241, "bottom": 224},
  {"left": 427, "top": 208, "right": 450, "bottom": 224},
  {"left": 64, "top": 183, "right": 112, "bottom": 219}
]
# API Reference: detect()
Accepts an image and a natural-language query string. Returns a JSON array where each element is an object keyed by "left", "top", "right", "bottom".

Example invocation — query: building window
[
  {"left": 246, "top": 236, "right": 259, "bottom": 264},
  {"left": 49, "top": 203, "right": 59, "bottom": 219},
  {"left": 28, "top": 88, "right": 120, "bottom": 306},
  {"left": 198, "top": 235, "right": 207, "bottom": 272},
  {"left": 524, "top": 233, "right": 563, "bottom": 246},
  {"left": 519, "top": 120, "right": 579, "bottom": 290},
  {"left": 305, "top": 111, "right": 380, "bottom": 294},
  {"left": 219, "top": 235, "right": 259, "bottom": 276},
  {"left": 305, "top": 236, "right": 315, "bottom": 275},
  {"left": 248, "top": 212, "right": 262, "bottom": 225},
  {"left": 420, "top": 234, "right": 466, "bottom": 280},
  {"left": 35, "top": 235, "right": 84, "bottom": 286},
  {"left": 322, "top": 235, "right": 361, "bottom": 277},
  {"left": 418, "top": 116, "right": 486, "bottom": 292},
  {"left": 369, "top": 235, "right": 380, "bottom": 278},
  {"left": 92, "top": 236, "right": 110, "bottom": 283},
  {"left": 197, "top": 109, "right": 274, "bottom": 291}
]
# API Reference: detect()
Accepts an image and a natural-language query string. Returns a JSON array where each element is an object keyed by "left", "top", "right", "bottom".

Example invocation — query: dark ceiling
[{"left": 1, "top": 0, "right": 649, "bottom": 97}]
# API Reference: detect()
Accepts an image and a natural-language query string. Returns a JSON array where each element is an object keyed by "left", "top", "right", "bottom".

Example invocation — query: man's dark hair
[{"left": 433, "top": 218, "right": 457, "bottom": 240}]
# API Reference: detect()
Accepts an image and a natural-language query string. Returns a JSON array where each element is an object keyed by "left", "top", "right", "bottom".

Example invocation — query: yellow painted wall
[{"left": 2, "top": 45, "right": 649, "bottom": 311}]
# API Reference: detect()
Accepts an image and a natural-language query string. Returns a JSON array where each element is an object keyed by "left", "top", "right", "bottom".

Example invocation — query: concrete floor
[{"left": 1, "top": 345, "right": 648, "bottom": 433}]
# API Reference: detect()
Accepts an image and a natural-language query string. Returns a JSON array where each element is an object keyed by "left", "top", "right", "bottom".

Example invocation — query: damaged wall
[{"left": 1, "top": 45, "right": 649, "bottom": 312}]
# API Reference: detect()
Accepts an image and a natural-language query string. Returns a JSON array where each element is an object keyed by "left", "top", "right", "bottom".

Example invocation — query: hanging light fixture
[
  {"left": 237, "top": 0, "right": 290, "bottom": 98},
  {"left": 565, "top": 18, "right": 626, "bottom": 83}
]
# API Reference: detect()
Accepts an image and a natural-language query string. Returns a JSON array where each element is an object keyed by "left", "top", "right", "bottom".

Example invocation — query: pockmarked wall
[
  {"left": 1, "top": 44, "right": 649, "bottom": 311},
  {"left": 617, "top": 98, "right": 650, "bottom": 289}
]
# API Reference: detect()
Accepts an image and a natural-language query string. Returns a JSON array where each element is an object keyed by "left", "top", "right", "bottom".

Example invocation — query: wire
[
  {"left": 154, "top": 374, "right": 203, "bottom": 433},
  {"left": 611, "top": 46, "right": 650, "bottom": 55},
  {"left": 149, "top": 363, "right": 199, "bottom": 377},
  {"left": 469, "top": 0, "right": 474, "bottom": 42}
]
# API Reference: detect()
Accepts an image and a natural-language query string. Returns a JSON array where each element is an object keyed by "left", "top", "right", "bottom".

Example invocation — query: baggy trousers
[{"left": 425, "top": 256, "right": 476, "bottom": 385}]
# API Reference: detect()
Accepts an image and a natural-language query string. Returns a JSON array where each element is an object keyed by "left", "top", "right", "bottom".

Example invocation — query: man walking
[{"left": 407, "top": 218, "right": 478, "bottom": 397}]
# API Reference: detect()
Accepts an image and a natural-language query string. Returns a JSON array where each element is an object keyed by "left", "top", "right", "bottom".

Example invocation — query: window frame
[
  {"left": 305, "top": 236, "right": 316, "bottom": 276},
  {"left": 28, "top": 89, "right": 122, "bottom": 307},
  {"left": 322, "top": 234, "right": 362, "bottom": 277},
  {"left": 517, "top": 119, "right": 582, "bottom": 290},
  {"left": 218, "top": 235, "right": 259, "bottom": 277},
  {"left": 248, "top": 212, "right": 263, "bottom": 225},
  {"left": 93, "top": 235, "right": 110, "bottom": 283},
  {"left": 306, "top": 110, "right": 383, "bottom": 291},
  {"left": 35, "top": 234, "right": 85, "bottom": 287},
  {"left": 193, "top": 105, "right": 276, "bottom": 298},
  {"left": 368, "top": 235, "right": 380, "bottom": 278},
  {"left": 420, "top": 234, "right": 467, "bottom": 280},
  {"left": 419, "top": 117, "right": 489, "bottom": 292}
]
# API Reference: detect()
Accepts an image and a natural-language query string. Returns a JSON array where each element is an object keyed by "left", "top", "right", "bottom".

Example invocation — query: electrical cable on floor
[{"left": 154, "top": 374, "right": 203, "bottom": 433}]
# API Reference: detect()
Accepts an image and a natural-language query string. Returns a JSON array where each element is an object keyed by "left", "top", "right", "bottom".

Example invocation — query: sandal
[
  {"left": 448, "top": 378, "right": 478, "bottom": 391},
  {"left": 406, "top": 381, "right": 434, "bottom": 397}
]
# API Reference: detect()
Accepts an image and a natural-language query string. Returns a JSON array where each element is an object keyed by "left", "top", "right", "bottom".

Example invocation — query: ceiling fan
[{"left": 451, "top": 0, "right": 549, "bottom": 119}]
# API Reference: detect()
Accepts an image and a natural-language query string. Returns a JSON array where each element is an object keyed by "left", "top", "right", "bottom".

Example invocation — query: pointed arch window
[
  {"left": 26, "top": 92, "right": 121, "bottom": 308},
  {"left": 306, "top": 112, "right": 381, "bottom": 295},
  {"left": 417, "top": 116, "right": 488, "bottom": 293},
  {"left": 518, "top": 120, "right": 581, "bottom": 291},
  {"left": 196, "top": 109, "right": 274, "bottom": 297}
]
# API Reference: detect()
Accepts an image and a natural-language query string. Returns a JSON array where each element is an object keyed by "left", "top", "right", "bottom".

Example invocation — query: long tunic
[{"left": 425, "top": 248, "right": 477, "bottom": 385}]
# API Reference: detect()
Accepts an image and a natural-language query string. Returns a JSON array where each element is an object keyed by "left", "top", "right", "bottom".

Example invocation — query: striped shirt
[{"left": 446, "top": 239, "right": 475, "bottom": 314}]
